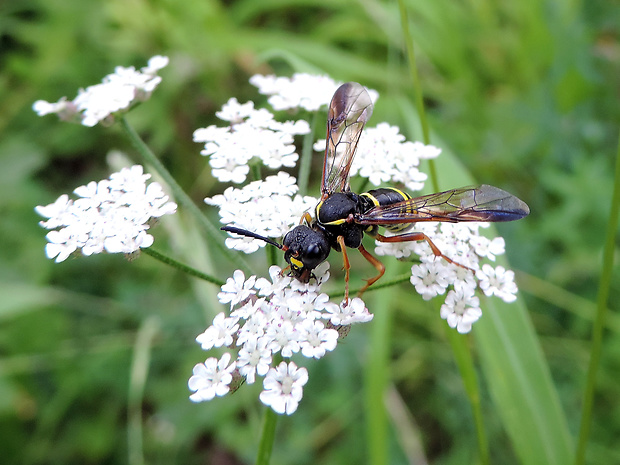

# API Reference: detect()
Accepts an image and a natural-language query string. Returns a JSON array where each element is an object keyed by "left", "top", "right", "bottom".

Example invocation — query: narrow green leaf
[
  {"left": 393, "top": 43, "right": 571, "bottom": 464},
  {"left": 474, "top": 297, "right": 573, "bottom": 465},
  {"left": 128, "top": 316, "right": 160, "bottom": 465},
  {"left": 575, "top": 126, "right": 620, "bottom": 464},
  {"left": 445, "top": 328, "right": 489, "bottom": 465},
  {"left": 256, "top": 396, "right": 279, "bottom": 465},
  {"left": 365, "top": 263, "right": 398, "bottom": 465}
]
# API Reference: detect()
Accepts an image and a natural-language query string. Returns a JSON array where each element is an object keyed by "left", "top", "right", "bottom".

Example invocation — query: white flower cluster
[
  {"left": 193, "top": 98, "right": 310, "bottom": 184},
  {"left": 313, "top": 122, "right": 441, "bottom": 192},
  {"left": 250, "top": 73, "right": 379, "bottom": 112},
  {"left": 250, "top": 73, "right": 341, "bottom": 111},
  {"left": 189, "top": 265, "right": 373, "bottom": 415},
  {"left": 33, "top": 56, "right": 169, "bottom": 127},
  {"left": 375, "top": 222, "right": 518, "bottom": 333},
  {"left": 35, "top": 165, "right": 177, "bottom": 262},
  {"left": 205, "top": 75, "right": 517, "bottom": 344},
  {"left": 189, "top": 73, "right": 526, "bottom": 416},
  {"left": 205, "top": 171, "right": 317, "bottom": 253},
  {"left": 204, "top": 74, "right": 522, "bottom": 336}
]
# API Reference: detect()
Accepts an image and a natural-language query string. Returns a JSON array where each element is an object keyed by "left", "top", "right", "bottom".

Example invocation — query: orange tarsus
[{"left": 357, "top": 245, "right": 386, "bottom": 296}]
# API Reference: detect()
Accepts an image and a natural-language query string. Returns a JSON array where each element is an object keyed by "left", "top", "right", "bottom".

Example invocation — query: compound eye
[
  {"left": 302, "top": 243, "right": 327, "bottom": 269},
  {"left": 305, "top": 244, "right": 322, "bottom": 260}
]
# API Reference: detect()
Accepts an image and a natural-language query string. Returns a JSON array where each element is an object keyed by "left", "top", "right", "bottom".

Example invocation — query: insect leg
[
  {"left": 357, "top": 245, "right": 385, "bottom": 296},
  {"left": 336, "top": 235, "right": 351, "bottom": 302},
  {"left": 300, "top": 212, "right": 313, "bottom": 225},
  {"left": 375, "top": 232, "right": 474, "bottom": 272}
]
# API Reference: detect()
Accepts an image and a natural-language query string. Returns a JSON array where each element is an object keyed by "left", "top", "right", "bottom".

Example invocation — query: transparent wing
[
  {"left": 321, "top": 82, "right": 373, "bottom": 198},
  {"left": 357, "top": 185, "right": 530, "bottom": 224}
]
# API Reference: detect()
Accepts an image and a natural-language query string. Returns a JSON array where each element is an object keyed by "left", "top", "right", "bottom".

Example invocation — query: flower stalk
[
  {"left": 255, "top": 407, "right": 278, "bottom": 465},
  {"left": 574, "top": 127, "right": 620, "bottom": 465},
  {"left": 141, "top": 247, "right": 224, "bottom": 286},
  {"left": 398, "top": 2, "right": 489, "bottom": 461},
  {"left": 119, "top": 116, "right": 253, "bottom": 274}
]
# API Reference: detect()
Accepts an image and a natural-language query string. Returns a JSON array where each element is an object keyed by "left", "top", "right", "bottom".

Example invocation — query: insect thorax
[{"left": 316, "top": 192, "right": 365, "bottom": 249}]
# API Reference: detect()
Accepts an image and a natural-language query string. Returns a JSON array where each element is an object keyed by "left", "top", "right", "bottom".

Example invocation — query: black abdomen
[
  {"left": 364, "top": 188, "right": 410, "bottom": 206},
  {"left": 361, "top": 188, "right": 414, "bottom": 233}
]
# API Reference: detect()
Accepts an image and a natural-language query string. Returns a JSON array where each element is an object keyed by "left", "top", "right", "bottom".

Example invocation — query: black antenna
[{"left": 221, "top": 226, "right": 283, "bottom": 250}]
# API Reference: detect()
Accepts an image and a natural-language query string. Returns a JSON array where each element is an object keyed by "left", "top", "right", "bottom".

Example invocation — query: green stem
[
  {"left": 141, "top": 247, "right": 225, "bottom": 286},
  {"left": 398, "top": 2, "right": 486, "bottom": 460},
  {"left": 397, "top": 0, "right": 439, "bottom": 191},
  {"left": 267, "top": 243, "right": 279, "bottom": 268},
  {"left": 119, "top": 116, "right": 253, "bottom": 275},
  {"left": 298, "top": 111, "right": 320, "bottom": 196},
  {"left": 365, "top": 289, "right": 392, "bottom": 465},
  {"left": 445, "top": 327, "right": 490, "bottom": 465},
  {"left": 250, "top": 160, "right": 262, "bottom": 182},
  {"left": 127, "top": 316, "right": 160, "bottom": 465},
  {"left": 255, "top": 353, "right": 283, "bottom": 465},
  {"left": 574, "top": 128, "right": 620, "bottom": 465},
  {"left": 255, "top": 407, "right": 278, "bottom": 465},
  {"left": 331, "top": 273, "right": 411, "bottom": 298}
]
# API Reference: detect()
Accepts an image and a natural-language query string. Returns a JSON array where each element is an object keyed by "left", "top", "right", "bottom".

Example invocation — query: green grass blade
[
  {"left": 445, "top": 328, "right": 489, "bottom": 465},
  {"left": 475, "top": 297, "right": 573, "bottom": 465},
  {"left": 396, "top": 78, "right": 572, "bottom": 465},
  {"left": 574, "top": 127, "right": 620, "bottom": 464},
  {"left": 364, "top": 285, "right": 393, "bottom": 465},
  {"left": 128, "top": 316, "right": 160, "bottom": 465}
]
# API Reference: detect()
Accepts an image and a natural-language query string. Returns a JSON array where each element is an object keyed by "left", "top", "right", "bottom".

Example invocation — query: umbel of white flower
[
  {"left": 33, "top": 55, "right": 169, "bottom": 127},
  {"left": 190, "top": 74, "right": 525, "bottom": 421},
  {"left": 36, "top": 165, "right": 177, "bottom": 262},
  {"left": 193, "top": 98, "right": 311, "bottom": 185},
  {"left": 203, "top": 73, "right": 522, "bottom": 338},
  {"left": 188, "top": 265, "right": 373, "bottom": 415}
]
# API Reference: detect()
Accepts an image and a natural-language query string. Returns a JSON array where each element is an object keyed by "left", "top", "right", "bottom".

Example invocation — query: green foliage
[{"left": 1, "top": 0, "right": 619, "bottom": 464}]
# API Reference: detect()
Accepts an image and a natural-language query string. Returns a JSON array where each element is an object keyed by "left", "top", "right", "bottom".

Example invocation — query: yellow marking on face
[{"left": 290, "top": 257, "right": 304, "bottom": 269}]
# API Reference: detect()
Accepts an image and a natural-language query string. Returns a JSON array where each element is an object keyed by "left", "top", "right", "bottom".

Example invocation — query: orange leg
[
  {"left": 375, "top": 232, "right": 473, "bottom": 272},
  {"left": 357, "top": 245, "right": 385, "bottom": 296},
  {"left": 336, "top": 236, "right": 351, "bottom": 302},
  {"left": 300, "top": 212, "right": 313, "bottom": 225}
]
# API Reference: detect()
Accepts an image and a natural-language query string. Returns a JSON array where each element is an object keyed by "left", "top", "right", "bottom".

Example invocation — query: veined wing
[
  {"left": 321, "top": 82, "right": 373, "bottom": 198},
  {"left": 357, "top": 185, "right": 530, "bottom": 224}
]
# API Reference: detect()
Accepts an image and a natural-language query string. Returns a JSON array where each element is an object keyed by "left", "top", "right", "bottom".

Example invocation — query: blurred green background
[{"left": 1, "top": 0, "right": 619, "bottom": 464}]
